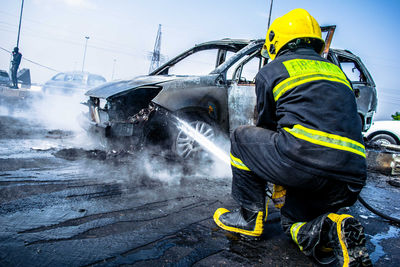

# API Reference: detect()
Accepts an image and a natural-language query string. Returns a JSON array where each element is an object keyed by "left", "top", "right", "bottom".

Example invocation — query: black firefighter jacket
[{"left": 255, "top": 48, "right": 367, "bottom": 185}]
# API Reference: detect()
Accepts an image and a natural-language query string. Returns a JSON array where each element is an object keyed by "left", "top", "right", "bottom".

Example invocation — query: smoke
[
  {"left": 1, "top": 90, "right": 232, "bottom": 186},
  {"left": 70, "top": 151, "right": 229, "bottom": 203},
  {"left": 0, "top": 92, "right": 84, "bottom": 129},
  {"left": 29, "top": 92, "right": 103, "bottom": 148},
  {"left": 77, "top": 136, "right": 232, "bottom": 187},
  {"left": 136, "top": 116, "right": 233, "bottom": 184},
  {"left": 29, "top": 93, "right": 86, "bottom": 132},
  {"left": 0, "top": 91, "right": 102, "bottom": 149},
  {"left": 68, "top": 115, "right": 233, "bottom": 187},
  {"left": 0, "top": 105, "right": 9, "bottom": 116}
]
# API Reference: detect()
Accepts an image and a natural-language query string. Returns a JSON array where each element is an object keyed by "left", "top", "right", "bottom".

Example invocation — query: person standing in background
[{"left": 11, "top": 47, "right": 22, "bottom": 89}]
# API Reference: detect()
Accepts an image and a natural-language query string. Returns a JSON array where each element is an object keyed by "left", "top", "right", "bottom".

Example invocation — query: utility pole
[
  {"left": 82, "top": 36, "right": 90, "bottom": 72},
  {"left": 16, "top": 0, "right": 25, "bottom": 48},
  {"left": 149, "top": 24, "right": 162, "bottom": 73},
  {"left": 267, "top": 0, "right": 274, "bottom": 29}
]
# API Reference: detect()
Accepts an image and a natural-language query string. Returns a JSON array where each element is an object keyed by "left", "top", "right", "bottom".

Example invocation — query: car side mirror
[{"left": 215, "top": 75, "right": 226, "bottom": 86}]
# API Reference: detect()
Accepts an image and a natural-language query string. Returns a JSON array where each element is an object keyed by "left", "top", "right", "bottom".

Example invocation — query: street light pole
[
  {"left": 16, "top": 0, "right": 25, "bottom": 48},
  {"left": 81, "top": 36, "right": 90, "bottom": 72}
]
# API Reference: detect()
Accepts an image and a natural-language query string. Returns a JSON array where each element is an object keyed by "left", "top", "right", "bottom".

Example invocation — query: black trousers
[
  {"left": 11, "top": 66, "right": 18, "bottom": 88},
  {"left": 230, "top": 126, "right": 361, "bottom": 255}
]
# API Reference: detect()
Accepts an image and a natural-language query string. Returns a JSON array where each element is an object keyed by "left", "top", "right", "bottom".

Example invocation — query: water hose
[{"left": 358, "top": 195, "right": 400, "bottom": 224}]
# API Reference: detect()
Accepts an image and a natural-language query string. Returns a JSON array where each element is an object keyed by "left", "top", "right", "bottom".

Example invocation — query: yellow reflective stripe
[
  {"left": 290, "top": 222, "right": 306, "bottom": 250},
  {"left": 273, "top": 59, "right": 352, "bottom": 101},
  {"left": 264, "top": 198, "right": 270, "bottom": 222},
  {"left": 327, "top": 213, "right": 354, "bottom": 267},
  {"left": 273, "top": 73, "right": 352, "bottom": 101},
  {"left": 213, "top": 208, "right": 264, "bottom": 237},
  {"left": 283, "top": 59, "right": 346, "bottom": 78},
  {"left": 230, "top": 153, "right": 250, "bottom": 171},
  {"left": 284, "top": 124, "right": 366, "bottom": 158}
]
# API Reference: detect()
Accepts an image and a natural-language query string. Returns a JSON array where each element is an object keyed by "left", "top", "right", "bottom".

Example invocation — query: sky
[{"left": 0, "top": 0, "right": 399, "bottom": 120}]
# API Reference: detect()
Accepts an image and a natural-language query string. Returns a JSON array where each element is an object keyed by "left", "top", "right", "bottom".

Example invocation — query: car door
[
  {"left": 333, "top": 52, "right": 377, "bottom": 131},
  {"left": 227, "top": 51, "right": 264, "bottom": 133}
]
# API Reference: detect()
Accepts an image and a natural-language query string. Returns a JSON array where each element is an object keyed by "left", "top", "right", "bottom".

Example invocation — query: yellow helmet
[{"left": 261, "top": 8, "right": 325, "bottom": 60}]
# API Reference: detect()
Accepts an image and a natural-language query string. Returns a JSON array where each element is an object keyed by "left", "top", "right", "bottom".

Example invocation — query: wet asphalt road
[{"left": 0, "top": 114, "right": 399, "bottom": 267}]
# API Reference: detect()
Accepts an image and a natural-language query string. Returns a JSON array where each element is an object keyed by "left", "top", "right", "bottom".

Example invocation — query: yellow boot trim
[
  {"left": 327, "top": 213, "right": 354, "bottom": 267},
  {"left": 265, "top": 198, "right": 270, "bottom": 222},
  {"left": 290, "top": 222, "right": 307, "bottom": 251},
  {"left": 213, "top": 208, "right": 264, "bottom": 237}
]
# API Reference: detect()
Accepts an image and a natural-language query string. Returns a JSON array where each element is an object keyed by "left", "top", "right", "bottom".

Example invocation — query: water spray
[{"left": 172, "top": 116, "right": 230, "bottom": 165}]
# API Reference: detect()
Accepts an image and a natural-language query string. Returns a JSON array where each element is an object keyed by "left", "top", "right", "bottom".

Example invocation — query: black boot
[
  {"left": 326, "top": 213, "right": 372, "bottom": 267},
  {"left": 213, "top": 207, "right": 264, "bottom": 238}
]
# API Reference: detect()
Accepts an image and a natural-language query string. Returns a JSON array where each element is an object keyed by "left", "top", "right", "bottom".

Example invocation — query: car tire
[
  {"left": 369, "top": 133, "right": 399, "bottom": 145},
  {"left": 170, "top": 112, "right": 218, "bottom": 160}
]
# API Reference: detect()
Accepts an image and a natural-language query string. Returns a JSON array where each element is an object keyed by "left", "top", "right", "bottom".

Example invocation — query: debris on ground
[
  {"left": 53, "top": 148, "right": 107, "bottom": 161},
  {"left": 366, "top": 142, "right": 400, "bottom": 176}
]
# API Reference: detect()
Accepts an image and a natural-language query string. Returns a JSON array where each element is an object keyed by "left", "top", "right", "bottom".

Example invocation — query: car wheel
[
  {"left": 173, "top": 119, "right": 216, "bottom": 159},
  {"left": 170, "top": 112, "right": 219, "bottom": 160},
  {"left": 369, "top": 133, "right": 398, "bottom": 145}
]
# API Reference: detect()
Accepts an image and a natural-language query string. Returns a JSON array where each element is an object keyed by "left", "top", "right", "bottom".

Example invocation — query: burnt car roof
[
  {"left": 87, "top": 39, "right": 264, "bottom": 99},
  {"left": 150, "top": 39, "right": 264, "bottom": 76},
  {"left": 195, "top": 38, "right": 257, "bottom": 46}
]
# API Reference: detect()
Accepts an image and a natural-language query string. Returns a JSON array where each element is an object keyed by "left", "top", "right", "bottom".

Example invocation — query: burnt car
[
  {"left": 42, "top": 71, "right": 106, "bottom": 95},
  {"left": 84, "top": 32, "right": 377, "bottom": 159}
]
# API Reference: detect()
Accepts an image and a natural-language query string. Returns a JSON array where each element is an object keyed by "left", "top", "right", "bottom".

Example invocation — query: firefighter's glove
[{"left": 271, "top": 184, "right": 286, "bottom": 209}]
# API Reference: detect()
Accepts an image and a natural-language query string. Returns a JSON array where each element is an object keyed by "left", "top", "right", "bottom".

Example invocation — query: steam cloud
[{"left": 0, "top": 90, "right": 232, "bottom": 185}]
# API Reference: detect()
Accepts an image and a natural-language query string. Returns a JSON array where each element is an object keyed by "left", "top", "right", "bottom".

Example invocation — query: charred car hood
[{"left": 85, "top": 75, "right": 178, "bottom": 99}]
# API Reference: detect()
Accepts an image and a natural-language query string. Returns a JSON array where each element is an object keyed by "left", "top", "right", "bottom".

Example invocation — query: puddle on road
[
  {"left": 0, "top": 139, "right": 60, "bottom": 159},
  {"left": 369, "top": 226, "right": 400, "bottom": 263}
]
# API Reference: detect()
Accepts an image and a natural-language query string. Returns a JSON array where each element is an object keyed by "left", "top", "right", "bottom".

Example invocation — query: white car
[
  {"left": 364, "top": 120, "right": 400, "bottom": 145},
  {"left": 42, "top": 71, "right": 106, "bottom": 95}
]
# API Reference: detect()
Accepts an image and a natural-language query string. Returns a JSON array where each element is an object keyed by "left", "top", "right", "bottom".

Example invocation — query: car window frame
[
  {"left": 337, "top": 55, "right": 367, "bottom": 84},
  {"left": 231, "top": 50, "right": 263, "bottom": 85},
  {"left": 329, "top": 51, "right": 375, "bottom": 87},
  {"left": 166, "top": 48, "right": 220, "bottom": 76},
  {"left": 216, "top": 42, "right": 264, "bottom": 85},
  {"left": 151, "top": 42, "right": 254, "bottom": 76}
]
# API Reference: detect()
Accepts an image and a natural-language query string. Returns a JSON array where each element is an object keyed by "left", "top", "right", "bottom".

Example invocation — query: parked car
[
  {"left": 0, "top": 70, "right": 11, "bottom": 87},
  {"left": 364, "top": 120, "right": 400, "bottom": 145},
  {"left": 84, "top": 35, "right": 377, "bottom": 159},
  {"left": 42, "top": 71, "right": 106, "bottom": 95}
]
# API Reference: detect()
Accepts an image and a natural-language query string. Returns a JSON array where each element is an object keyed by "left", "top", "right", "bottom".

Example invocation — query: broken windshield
[{"left": 168, "top": 49, "right": 219, "bottom": 76}]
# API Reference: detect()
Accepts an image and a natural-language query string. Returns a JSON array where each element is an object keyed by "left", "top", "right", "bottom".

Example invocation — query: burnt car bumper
[{"left": 86, "top": 100, "right": 172, "bottom": 149}]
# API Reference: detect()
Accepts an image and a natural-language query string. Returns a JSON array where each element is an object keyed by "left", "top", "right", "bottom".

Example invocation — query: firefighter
[
  {"left": 11, "top": 47, "right": 22, "bottom": 89},
  {"left": 213, "top": 8, "right": 372, "bottom": 266}
]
